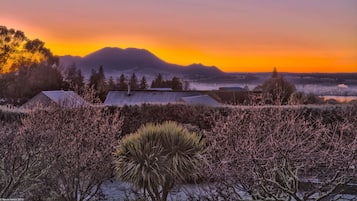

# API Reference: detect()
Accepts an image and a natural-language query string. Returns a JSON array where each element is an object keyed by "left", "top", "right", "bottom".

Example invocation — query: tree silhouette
[
  {"left": 88, "top": 66, "right": 108, "bottom": 101},
  {"left": 64, "top": 63, "right": 84, "bottom": 92},
  {"left": 171, "top": 76, "right": 183, "bottom": 91},
  {"left": 108, "top": 76, "right": 116, "bottom": 91},
  {"left": 272, "top": 66, "right": 278, "bottom": 78},
  {"left": 0, "top": 26, "right": 58, "bottom": 73},
  {"left": 0, "top": 64, "right": 63, "bottom": 105},
  {"left": 139, "top": 76, "right": 148, "bottom": 90},
  {"left": 261, "top": 68, "right": 295, "bottom": 104},
  {"left": 151, "top": 73, "right": 163, "bottom": 88},
  {"left": 117, "top": 73, "right": 128, "bottom": 90},
  {"left": 129, "top": 73, "right": 138, "bottom": 90},
  {"left": 150, "top": 74, "right": 183, "bottom": 90}
]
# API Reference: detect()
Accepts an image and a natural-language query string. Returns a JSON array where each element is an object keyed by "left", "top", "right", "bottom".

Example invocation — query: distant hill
[{"left": 60, "top": 47, "right": 226, "bottom": 79}]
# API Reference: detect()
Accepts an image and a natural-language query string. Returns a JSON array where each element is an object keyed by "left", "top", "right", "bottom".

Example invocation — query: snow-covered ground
[
  {"left": 101, "top": 180, "right": 250, "bottom": 201},
  {"left": 101, "top": 179, "right": 357, "bottom": 201}
]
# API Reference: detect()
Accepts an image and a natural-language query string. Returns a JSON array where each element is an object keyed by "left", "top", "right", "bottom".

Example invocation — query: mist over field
[{"left": 190, "top": 73, "right": 357, "bottom": 96}]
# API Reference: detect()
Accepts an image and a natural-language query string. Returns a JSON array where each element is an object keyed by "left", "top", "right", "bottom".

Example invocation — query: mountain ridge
[{"left": 60, "top": 47, "right": 226, "bottom": 79}]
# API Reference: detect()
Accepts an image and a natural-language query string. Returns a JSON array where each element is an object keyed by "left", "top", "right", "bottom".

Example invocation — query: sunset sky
[{"left": 1, "top": 0, "right": 357, "bottom": 72}]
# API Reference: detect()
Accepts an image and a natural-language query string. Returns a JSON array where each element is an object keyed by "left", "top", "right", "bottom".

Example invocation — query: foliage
[
  {"left": 130, "top": 73, "right": 139, "bottom": 90},
  {"left": 0, "top": 25, "right": 58, "bottom": 73},
  {"left": 0, "top": 104, "right": 123, "bottom": 200},
  {"left": 114, "top": 74, "right": 148, "bottom": 91},
  {"left": 1, "top": 101, "right": 356, "bottom": 200},
  {"left": 151, "top": 74, "right": 163, "bottom": 88},
  {"left": 108, "top": 76, "right": 116, "bottom": 91},
  {"left": 260, "top": 68, "right": 296, "bottom": 104},
  {"left": 88, "top": 65, "right": 107, "bottom": 101},
  {"left": 139, "top": 76, "right": 148, "bottom": 90},
  {"left": 63, "top": 62, "right": 84, "bottom": 93},
  {"left": 112, "top": 104, "right": 223, "bottom": 135},
  {"left": 1, "top": 103, "right": 223, "bottom": 133},
  {"left": 289, "top": 91, "right": 323, "bottom": 105},
  {"left": 0, "top": 63, "right": 64, "bottom": 105},
  {"left": 205, "top": 91, "right": 261, "bottom": 105},
  {"left": 289, "top": 91, "right": 306, "bottom": 104},
  {"left": 272, "top": 66, "right": 278, "bottom": 78},
  {"left": 115, "top": 121, "right": 206, "bottom": 201},
  {"left": 205, "top": 106, "right": 357, "bottom": 201},
  {"left": 305, "top": 93, "right": 323, "bottom": 104},
  {"left": 117, "top": 73, "right": 128, "bottom": 90},
  {"left": 151, "top": 74, "right": 184, "bottom": 91},
  {"left": 0, "top": 107, "right": 24, "bottom": 123},
  {"left": 0, "top": 122, "right": 41, "bottom": 198},
  {"left": 171, "top": 77, "right": 183, "bottom": 91},
  {"left": 262, "top": 76, "right": 296, "bottom": 104},
  {"left": 0, "top": 26, "right": 62, "bottom": 105}
]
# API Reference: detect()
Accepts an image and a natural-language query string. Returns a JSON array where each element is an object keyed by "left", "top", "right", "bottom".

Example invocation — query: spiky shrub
[{"left": 115, "top": 121, "right": 206, "bottom": 201}]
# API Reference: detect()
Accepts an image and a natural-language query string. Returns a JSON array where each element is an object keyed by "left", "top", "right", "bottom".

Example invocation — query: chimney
[{"left": 127, "top": 84, "right": 131, "bottom": 96}]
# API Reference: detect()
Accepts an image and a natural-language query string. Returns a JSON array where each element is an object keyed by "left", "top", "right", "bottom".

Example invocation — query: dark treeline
[
  {"left": 0, "top": 64, "right": 63, "bottom": 105},
  {"left": 150, "top": 73, "right": 185, "bottom": 90},
  {"left": 0, "top": 62, "right": 187, "bottom": 104}
]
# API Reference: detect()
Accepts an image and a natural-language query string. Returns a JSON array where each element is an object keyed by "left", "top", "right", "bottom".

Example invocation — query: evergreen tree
[
  {"left": 171, "top": 77, "right": 183, "bottom": 91},
  {"left": 139, "top": 76, "right": 148, "bottom": 90},
  {"left": 108, "top": 76, "right": 116, "bottom": 91},
  {"left": 65, "top": 63, "right": 84, "bottom": 92},
  {"left": 89, "top": 69, "right": 97, "bottom": 88},
  {"left": 88, "top": 66, "right": 108, "bottom": 101},
  {"left": 129, "top": 73, "right": 138, "bottom": 90},
  {"left": 151, "top": 73, "right": 163, "bottom": 88},
  {"left": 272, "top": 67, "right": 278, "bottom": 78},
  {"left": 117, "top": 74, "right": 128, "bottom": 90}
]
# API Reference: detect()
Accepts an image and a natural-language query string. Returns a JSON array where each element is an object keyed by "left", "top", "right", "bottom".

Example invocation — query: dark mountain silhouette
[{"left": 60, "top": 47, "right": 226, "bottom": 78}]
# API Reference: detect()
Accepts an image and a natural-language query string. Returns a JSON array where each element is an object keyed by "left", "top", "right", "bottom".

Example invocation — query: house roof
[
  {"left": 41, "top": 91, "right": 86, "bottom": 106},
  {"left": 21, "top": 90, "right": 87, "bottom": 109},
  {"left": 180, "top": 95, "right": 221, "bottom": 106},
  {"left": 104, "top": 91, "right": 202, "bottom": 106}
]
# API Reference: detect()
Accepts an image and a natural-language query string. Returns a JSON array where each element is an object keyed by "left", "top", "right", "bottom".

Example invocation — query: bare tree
[
  {"left": 261, "top": 73, "right": 296, "bottom": 105},
  {"left": 20, "top": 104, "right": 123, "bottom": 201},
  {"left": 0, "top": 122, "right": 50, "bottom": 198},
  {"left": 0, "top": 100, "right": 123, "bottom": 200},
  {"left": 205, "top": 106, "right": 357, "bottom": 200}
]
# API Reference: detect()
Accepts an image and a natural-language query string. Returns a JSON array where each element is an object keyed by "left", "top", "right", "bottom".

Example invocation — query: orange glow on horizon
[
  {"left": 45, "top": 41, "right": 356, "bottom": 73},
  {"left": 3, "top": 26, "right": 356, "bottom": 73},
  {"left": 2, "top": 0, "right": 356, "bottom": 74}
]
